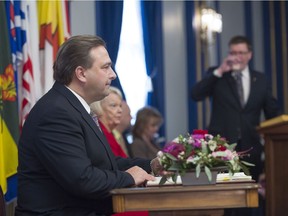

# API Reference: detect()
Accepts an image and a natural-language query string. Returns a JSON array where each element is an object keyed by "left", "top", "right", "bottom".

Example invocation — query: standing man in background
[
  {"left": 191, "top": 35, "right": 281, "bottom": 215},
  {"left": 16, "top": 35, "right": 160, "bottom": 216}
]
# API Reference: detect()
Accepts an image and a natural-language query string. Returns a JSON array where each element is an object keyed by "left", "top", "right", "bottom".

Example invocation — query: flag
[
  {"left": 0, "top": 1, "right": 20, "bottom": 196},
  {"left": 0, "top": 0, "right": 70, "bottom": 202},
  {"left": 20, "top": 1, "right": 40, "bottom": 125},
  {"left": 23, "top": 1, "right": 41, "bottom": 102},
  {"left": 6, "top": 0, "right": 40, "bottom": 127},
  {"left": 38, "top": 0, "right": 70, "bottom": 94},
  {"left": 3, "top": 0, "right": 40, "bottom": 201}
]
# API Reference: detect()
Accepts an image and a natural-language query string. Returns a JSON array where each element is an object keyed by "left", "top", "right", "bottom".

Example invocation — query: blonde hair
[{"left": 90, "top": 86, "right": 123, "bottom": 117}]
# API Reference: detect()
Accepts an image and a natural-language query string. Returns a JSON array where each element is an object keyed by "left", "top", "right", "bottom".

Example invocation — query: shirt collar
[
  {"left": 232, "top": 66, "right": 249, "bottom": 78},
  {"left": 65, "top": 86, "right": 91, "bottom": 114},
  {"left": 241, "top": 66, "right": 249, "bottom": 78}
]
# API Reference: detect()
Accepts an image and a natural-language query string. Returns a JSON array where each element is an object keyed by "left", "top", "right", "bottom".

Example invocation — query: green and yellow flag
[{"left": 0, "top": 1, "right": 20, "bottom": 194}]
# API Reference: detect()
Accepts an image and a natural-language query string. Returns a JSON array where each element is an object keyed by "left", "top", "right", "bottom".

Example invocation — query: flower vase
[{"left": 180, "top": 167, "right": 226, "bottom": 186}]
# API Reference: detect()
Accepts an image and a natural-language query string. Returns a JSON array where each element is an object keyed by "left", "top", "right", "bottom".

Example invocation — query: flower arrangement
[{"left": 157, "top": 129, "right": 254, "bottom": 185}]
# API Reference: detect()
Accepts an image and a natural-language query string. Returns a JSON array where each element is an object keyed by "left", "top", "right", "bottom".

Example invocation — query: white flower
[
  {"left": 157, "top": 151, "right": 164, "bottom": 157},
  {"left": 188, "top": 137, "right": 194, "bottom": 144},
  {"left": 205, "top": 134, "right": 214, "bottom": 140},
  {"left": 172, "top": 137, "right": 179, "bottom": 143},
  {"left": 208, "top": 140, "right": 217, "bottom": 151}
]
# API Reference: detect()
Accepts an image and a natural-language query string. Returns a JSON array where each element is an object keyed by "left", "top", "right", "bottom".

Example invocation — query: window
[{"left": 115, "top": 0, "right": 149, "bottom": 122}]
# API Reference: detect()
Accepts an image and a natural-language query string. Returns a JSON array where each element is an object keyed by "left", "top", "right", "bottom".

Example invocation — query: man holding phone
[{"left": 191, "top": 35, "right": 281, "bottom": 186}]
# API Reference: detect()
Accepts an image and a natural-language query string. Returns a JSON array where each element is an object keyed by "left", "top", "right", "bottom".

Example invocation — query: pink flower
[
  {"left": 191, "top": 134, "right": 205, "bottom": 140},
  {"left": 223, "top": 149, "right": 234, "bottom": 160},
  {"left": 211, "top": 149, "right": 234, "bottom": 161},
  {"left": 193, "top": 139, "right": 202, "bottom": 148},
  {"left": 163, "top": 142, "right": 185, "bottom": 158}
]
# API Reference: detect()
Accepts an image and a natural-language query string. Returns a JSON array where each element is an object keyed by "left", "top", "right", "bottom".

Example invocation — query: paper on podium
[
  {"left": 216, "top": 172, "right": 253, "bottom": 182},
  {"left": 147, "top": 175, "right": 182, "bottom": 186},
  {"left": 147, "top": 172, "right": 253, "bottom": 186}
]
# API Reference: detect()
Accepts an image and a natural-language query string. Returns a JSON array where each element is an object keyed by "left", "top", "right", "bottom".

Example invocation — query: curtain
[
  {"left": 140, "top": 1, "right": 165, "bottom": 138},
  {"left": 263, "top": 1, "right": 288, "bottom": 113},
  {"left": 185, "top": 1, "right": 199, "bottom": 131},
  {"left": 95, "top": 1, "right": 125, "bottom": 99}
]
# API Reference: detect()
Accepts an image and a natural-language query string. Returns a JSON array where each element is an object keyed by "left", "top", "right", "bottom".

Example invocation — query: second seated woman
[{"left": 131, "top": 106, "right": 163, "bottom": 159}]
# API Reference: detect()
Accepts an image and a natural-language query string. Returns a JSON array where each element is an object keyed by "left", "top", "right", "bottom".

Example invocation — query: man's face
[
  {"left": 85, "top": 46, "right": 116, "bottom": 103},
  {"left": 144, "top": 117, "right": 161, "bottom": 140},
  {"left": 228, "top": 43, "right": 252, "bottom": 71}
]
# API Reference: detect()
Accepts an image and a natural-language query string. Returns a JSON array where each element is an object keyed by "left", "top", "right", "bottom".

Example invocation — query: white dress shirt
[
  {"left": 240, "top": 66, "right": 250, "bottom": 104},
  {"left": 65, "top": 86, "right": 91, "bottom": 114},
  {"left": 214, "top": 66, "right": 250, "bottom": 105}
]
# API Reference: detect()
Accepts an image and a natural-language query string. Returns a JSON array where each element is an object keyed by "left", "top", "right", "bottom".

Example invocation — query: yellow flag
[{"left": 0, "top": 1, "right": 19, "bottom": 193}]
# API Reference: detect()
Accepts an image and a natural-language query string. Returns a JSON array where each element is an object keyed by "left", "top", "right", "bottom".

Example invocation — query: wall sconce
[{"left": 200, "top": 8, "right": 222, "bottom": 44}]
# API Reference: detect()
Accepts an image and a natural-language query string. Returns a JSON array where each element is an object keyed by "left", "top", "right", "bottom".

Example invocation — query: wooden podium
[
  {"left": 111, "top": 183, "right": 258, "bottom": 215},
  {"left": 258, "top": 115, "right": 288, "bottom": 216}
]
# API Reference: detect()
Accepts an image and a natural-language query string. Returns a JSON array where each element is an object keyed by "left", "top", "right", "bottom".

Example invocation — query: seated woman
[
  {"left": 90, "top": 87, "right": 127, "bottom": 158},
  {"left": 131, "top": 106, "right": 163, "bottom": 159},
  {"left": 112, "top": 100, "right": 133, "bottom": 157},
  {"left": 91, "top": 88, "right": 149, "bottom": 216}
]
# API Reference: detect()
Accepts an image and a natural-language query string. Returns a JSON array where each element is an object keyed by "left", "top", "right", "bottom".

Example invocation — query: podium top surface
[{"left": 259, "top": 115, "right": 288, "bottom": 128}]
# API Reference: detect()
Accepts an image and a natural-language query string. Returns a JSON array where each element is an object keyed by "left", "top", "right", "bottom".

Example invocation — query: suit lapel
[
  {"left": 82, "top": 113, "right": 118, "bottom": 170},
  {"left": 245, "top": 71, "right": 258, "bottom": 109},
  {"left": 53, "top": 82, "right": 118, "bottom": 170}
]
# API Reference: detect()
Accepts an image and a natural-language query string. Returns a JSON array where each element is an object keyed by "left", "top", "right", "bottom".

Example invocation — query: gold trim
[
  {"left": 259, "top": 115, "right": 288, "bottom": 128},
  {"left": 281, "top": 1, "right": 288, "bottom": 113},
  {"left": 269, "top": 2, "right": 277, "bottom": 98}
]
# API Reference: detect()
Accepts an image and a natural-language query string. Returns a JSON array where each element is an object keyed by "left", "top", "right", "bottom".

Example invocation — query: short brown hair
[
  {"left": 53, "top": 35, "right": 106, "bottom": 85},
  {"left": 229, "top": 35, "right": 252, "bottom": 51}
]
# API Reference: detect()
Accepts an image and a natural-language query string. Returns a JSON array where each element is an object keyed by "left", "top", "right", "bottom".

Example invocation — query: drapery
[
  {"left": 185, "top": 1, "right": 198, "bottom": 131},
  {"left": 141, "top": 1, "right": 165, "bottom": 138},
  {"left": 95, "top": 1, "right": 125, "bottom": 99},
  {"left": 263, "top": 1, "right": 288, "bottom": 112}
]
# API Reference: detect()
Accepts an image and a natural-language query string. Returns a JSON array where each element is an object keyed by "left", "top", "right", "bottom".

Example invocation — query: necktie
[
  {"left": 90, "top": 112, "right": 102, "bottom": 133},
  {"left": 234, "top": 72, "right": 245, "bottom": 107}
]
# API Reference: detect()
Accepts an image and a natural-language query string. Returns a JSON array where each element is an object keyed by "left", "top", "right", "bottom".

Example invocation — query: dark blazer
[
  {"left": 16, "top": 82, "right": 151, "bottom": 216},
  {"left": 191, "top": 68, "right": 281, "bottom": 180}
]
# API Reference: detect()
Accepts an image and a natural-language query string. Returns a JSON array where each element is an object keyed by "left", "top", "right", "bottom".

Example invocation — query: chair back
[{"left": 0, "top": 185, "right": 5, "bottom": 216}]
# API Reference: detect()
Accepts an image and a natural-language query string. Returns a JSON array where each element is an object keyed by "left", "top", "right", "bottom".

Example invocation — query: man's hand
[
  {"left": 217, "top": 55, "right": 240, "bottom": 75},
  {"left": 126, "top": 166, "right": 155, "bottom": 186},
  {"left": 150, "top": 157, "right": 173, "bottom": 177}
]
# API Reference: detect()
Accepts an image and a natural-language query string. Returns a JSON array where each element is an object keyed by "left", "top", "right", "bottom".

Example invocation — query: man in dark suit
[
  {"left": 16, "top": 35, "right": 159, "bottom": 216},
  {"left": 191, "top": 35, "right": 281, "bottom": 216}
]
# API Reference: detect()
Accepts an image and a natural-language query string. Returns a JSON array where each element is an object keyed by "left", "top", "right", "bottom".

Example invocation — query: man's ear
[
  {"left": 248, "top": 51, "right": 253, "bottom": 61},
  {"left": 75, "top": 66, "right": 86, "bottom": 82}
]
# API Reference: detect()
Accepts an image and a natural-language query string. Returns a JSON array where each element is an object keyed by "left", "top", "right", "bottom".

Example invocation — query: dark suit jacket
[
  {"left": 16, "top": 82, "right": 151, "bottom": 216},
  {"left": 191, "top": 68, "right": 281, "bottom": 180}
]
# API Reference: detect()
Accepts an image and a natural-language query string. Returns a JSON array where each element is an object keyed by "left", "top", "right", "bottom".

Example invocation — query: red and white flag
[{"left": 20, "top": 1, "right": 40, "bottom": 125}]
